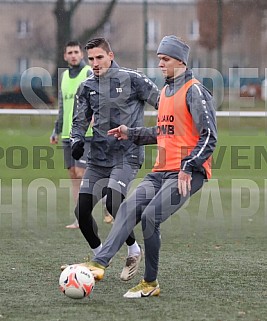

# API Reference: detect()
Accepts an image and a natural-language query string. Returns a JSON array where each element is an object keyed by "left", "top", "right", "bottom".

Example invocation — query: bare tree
[
  {"left": 197, "top": 0, "right": 267, "bottom": 70},
  {"left": 197, "top": 0, "right": 226, "bottom": 67},
  {"left": 198, "top": 0, "right": 218, "bottom": 52},
  {"left": 198, "top": 0, "right": 267, "bottom": 54},
  {"left": 53, "top": 0, "right": 117, "bottom": 80},
  {"left": 78, "top": 0, "right": 117, "bottom": 45}
]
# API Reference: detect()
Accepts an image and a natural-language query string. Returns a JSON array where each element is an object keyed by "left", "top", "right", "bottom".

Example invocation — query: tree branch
[
  {"left": 78, "top": 0, "right": 117, "bottom": 44},
  {"left": 69, "top": 0, "right": 83, "bottom": 14}
]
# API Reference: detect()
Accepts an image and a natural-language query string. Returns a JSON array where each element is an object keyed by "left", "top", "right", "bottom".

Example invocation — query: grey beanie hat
[{"left": 157, "top": 35, "right": 190, "bottom": 65}]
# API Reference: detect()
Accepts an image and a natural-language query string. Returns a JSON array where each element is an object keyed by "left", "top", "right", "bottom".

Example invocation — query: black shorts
[{"left": 79, "top": 163, "right": 140, "bottom": 198}]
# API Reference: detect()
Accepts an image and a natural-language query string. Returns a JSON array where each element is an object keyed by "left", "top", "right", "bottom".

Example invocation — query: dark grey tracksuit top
[
  {"left": 71, "top": 61, "right": 159, "bottom": 167},
  {"left": 127, "top": 69, "right": 217, "bottom": 177}
]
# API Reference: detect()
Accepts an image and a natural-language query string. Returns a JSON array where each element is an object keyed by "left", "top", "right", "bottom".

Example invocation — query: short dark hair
[
  {"left": 84, "top": 37, "right": 112, "bottom": 53},
  {"left": 64, "top": 40, "right": 82, "bottom": 52}
]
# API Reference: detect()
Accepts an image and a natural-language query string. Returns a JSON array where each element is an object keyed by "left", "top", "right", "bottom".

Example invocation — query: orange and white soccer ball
[{"left": 59, "top": 264, "right": 95, "bottom": 299}]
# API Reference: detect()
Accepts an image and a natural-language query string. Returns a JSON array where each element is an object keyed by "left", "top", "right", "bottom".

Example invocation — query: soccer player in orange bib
[{"left": 81, "top": 35, "right": 217, "bottom": 298}]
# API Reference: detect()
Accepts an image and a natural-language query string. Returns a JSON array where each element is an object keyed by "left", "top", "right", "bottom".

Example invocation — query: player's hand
[
  {"left": 72, "top": 141, "right": 84, "bottom": 160},
  {"left": 50, "top": 133, "right": 59, "bottom": 144},
  {"left": 178, "top": 170, "right": 192, "bottom": 197},
  {"left": 107, "top": 125, "right": 128, "bottom": 140}
]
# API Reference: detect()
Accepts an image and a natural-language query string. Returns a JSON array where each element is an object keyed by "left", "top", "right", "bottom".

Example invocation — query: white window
[
  {"left": 18, "top": 58, "right": 29, "bottom": 74},
  {"left": 188, "top": 20, "right": 199, "bottom": 41},
  {"left": 17, "top": 19, "right": 31, "bottom": 38},
  {"left": 147, "top": 19, "right": 160, "bottom": 50}
]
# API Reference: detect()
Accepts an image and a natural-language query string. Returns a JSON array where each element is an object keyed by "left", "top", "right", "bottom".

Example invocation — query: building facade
[{"left": 0, "top": 0, "right": 266, "bottom": 90}]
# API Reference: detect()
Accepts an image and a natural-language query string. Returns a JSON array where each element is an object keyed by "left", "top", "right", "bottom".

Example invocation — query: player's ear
[{"left": 109, "top": 51, "right": 114, "bottom": 61}]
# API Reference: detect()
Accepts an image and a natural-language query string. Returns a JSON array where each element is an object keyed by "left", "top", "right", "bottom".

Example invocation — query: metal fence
[{"left": 0, "top": 109, "right": 266, "bottom": 117}]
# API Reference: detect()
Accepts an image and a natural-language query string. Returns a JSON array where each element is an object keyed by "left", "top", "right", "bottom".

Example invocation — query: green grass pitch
[{"left": 0, "top": 114, "right": 267, "bottom": 321}]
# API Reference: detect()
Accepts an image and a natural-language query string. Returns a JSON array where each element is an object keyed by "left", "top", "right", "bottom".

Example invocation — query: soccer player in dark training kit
[
  {"left": 65, "top": 37, "right": 159, "bottom": 280},
  {"left": 83, "top": 35, "right": 217, "bottom": 298}
]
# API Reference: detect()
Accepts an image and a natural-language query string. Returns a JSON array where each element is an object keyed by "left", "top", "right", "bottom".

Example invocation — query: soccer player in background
[
  {"left": 82, "top": 35, "right": 217, "bottom": 298},
  {"left": 50, "top": 40, "right": 92, "bottom": 229}
]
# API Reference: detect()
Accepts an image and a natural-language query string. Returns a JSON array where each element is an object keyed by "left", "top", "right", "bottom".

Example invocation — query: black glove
[{"left": 71, "top": 141, "right": 85, "bottom": 160}]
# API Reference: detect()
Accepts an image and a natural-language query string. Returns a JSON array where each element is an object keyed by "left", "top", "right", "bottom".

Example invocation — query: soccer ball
[{"left": 59, "top": 264, "right": 95, "bottom": 299}]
